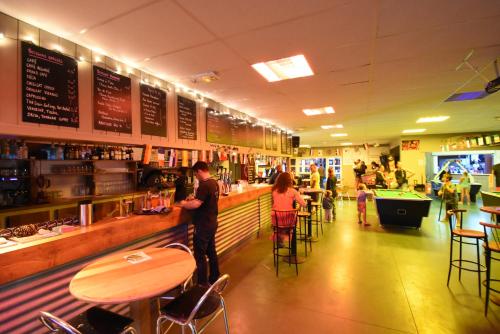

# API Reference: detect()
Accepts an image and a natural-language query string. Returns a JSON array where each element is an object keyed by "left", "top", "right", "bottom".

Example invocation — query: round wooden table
[
  {"left": 480, "top": 206, "right": 500, "bottom": 223},
  {"left": 70, "top": 247, "right": 195, "bottom": 334}
]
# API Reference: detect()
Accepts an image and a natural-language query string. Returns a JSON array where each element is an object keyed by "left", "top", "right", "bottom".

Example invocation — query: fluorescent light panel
[
  {"left": 303, "top": 106, "right": 334, "bottom": 116},
  {"left": 416, "top": 116, "right": 449, "bottom": 123},
  {"left": 252, "top": 55, "right": 314, "bottom": 82},
  {"left": 321, "top": 124, "right": 343, "bottom": 129},
  {"left": 331, "top": 133, "right": 348, "bottom": 137},
  {"left": 402, "top": 129, "right": 426, "bottom": 134},
  {"left": 341, "top": 142, "right": 352, "bottom": 146}
]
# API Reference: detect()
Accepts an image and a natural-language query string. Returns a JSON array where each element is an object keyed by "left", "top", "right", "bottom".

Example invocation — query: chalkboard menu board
[
  {"left": 272, "top": 131, "right": 278, "bottom": 151},
  {"left": 177, "top": 96, "right": 197, "bottom": 140},
  {"left": 207, "top": 109, "right": 264, "bottom": 148},
  {"left": 281, "top": 131, "right": 288, "bottom": 154},
  {"left": 247, "top": 156, "right": 256, "bottom": 184},
  {"left": 140, "top": 84, "right": 167, "bottom": 137},
  {"left": 206, "top": 109, "right": 232, "bottom": 144},
  {"left": 265, "top": 128, "right": 272, "bottom": 150},
  {"left": 21, "top": 41, "right": 79, "bottom": 127},
  {"left": 249, "top": 125, "right": 264, "bottom": 149},
  {"left": 93, "top": 66, "right": 132, "bottom": 133}
]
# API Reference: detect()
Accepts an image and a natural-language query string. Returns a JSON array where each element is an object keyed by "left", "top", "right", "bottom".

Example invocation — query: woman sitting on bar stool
[{"left": 272, "top": 172, "right": 307, "bottom": 245}]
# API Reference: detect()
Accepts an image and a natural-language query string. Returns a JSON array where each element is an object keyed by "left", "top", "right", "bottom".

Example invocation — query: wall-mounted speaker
[{"left": 292, "top": 136, "right": 300, "bottom": 148}]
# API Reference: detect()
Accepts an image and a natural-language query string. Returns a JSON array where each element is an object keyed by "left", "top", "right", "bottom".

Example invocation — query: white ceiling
[{"left": 1, "top": 0, "right": 500, "bottom": 146}]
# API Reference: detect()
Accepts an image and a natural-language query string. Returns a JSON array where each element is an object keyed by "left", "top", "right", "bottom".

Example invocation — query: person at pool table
[
  {"left": 395, "top": 161, "right": 414, "bottom": 190},
  {"left": 438, "top": 175, "right": 458, "bottom": 222}
]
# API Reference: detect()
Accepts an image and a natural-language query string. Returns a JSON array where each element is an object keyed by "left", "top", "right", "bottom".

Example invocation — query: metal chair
[
  {"left": 159, "top": 243, "right": 195, "bottom": 304},
  {"left": 480, "top": 221, "right": 500, "bottom": 315},
  {"left": 40, "top": 307, "right": 136, "bottom": 334},
  {"left": 272, "top": 209, "right": 299, "bottom": 276},
  {"left": 446, "top": 209, "right": 486, "bottom": 296},
  {"left": 156, "top": 274, "right": 230, "bottom": 334},
  {"left": 297, "top": 210, "right": 312, "bottom": 256}
]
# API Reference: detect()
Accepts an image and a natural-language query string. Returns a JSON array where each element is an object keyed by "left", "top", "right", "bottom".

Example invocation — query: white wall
[{"left": 0, "top": 13, "right": 285, "bottom": 157}]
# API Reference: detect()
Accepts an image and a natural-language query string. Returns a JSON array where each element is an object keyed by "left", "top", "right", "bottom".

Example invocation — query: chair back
[
  {"left": 480, "top": 221, "right": 500, "bottom": 252},
  {"left": 40, "top": 311, "right": 82, "bottom": 334},
  {"left": 164, "top": 242, "right": 194, "bottom": 291},
  {"left": 272, "top": 209, "right": 298, "bottom": 228},
  {"left": 187, "top": 274, "right": 230, "bottom": 324}
]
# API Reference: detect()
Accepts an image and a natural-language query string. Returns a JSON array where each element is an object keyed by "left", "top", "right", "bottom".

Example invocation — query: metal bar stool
[
  {"left": 297, "top": 209, "right": 312, "bottom": 256},
  {"left": 447, "top": 209, "right": 486, "bottom": 296},
  {"left": 272, "top": 209, "right": 299, "bottom": 276},
  {"left": 310, "top": 192, "right": 324, "bottom": 238},
  {"left": 480, "top": 221, "right": 500, "bottom": 315}
]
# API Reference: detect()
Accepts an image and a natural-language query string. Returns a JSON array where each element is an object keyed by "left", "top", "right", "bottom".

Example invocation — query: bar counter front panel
[{"left": 0, "top": 185, "right": 271, "bottom": 334}]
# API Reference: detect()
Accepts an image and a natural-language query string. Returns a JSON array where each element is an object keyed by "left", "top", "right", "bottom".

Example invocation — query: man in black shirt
[
  {"left": 179, "top": 161, "right": 220, "bottom": 286},
  {"left": 268, "top": 164, "right": 282, "bottom": 184}
]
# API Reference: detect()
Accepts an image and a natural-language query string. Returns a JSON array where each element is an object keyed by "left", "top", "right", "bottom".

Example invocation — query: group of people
[{"left": 354, "top": 159, "right": 415, "bottom": 190}]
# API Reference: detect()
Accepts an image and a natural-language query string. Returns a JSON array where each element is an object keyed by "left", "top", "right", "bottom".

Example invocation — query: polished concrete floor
[{"left": 177, "top": 198, "right": 500, "bottom": 333}]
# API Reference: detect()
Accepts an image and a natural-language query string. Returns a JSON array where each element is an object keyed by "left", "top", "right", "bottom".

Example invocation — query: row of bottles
[
  {"left": 47, "top": 144, "right": 136, "bottom": 161},
  {"left": 0, "top": 140, "right": 29, "bottom": 159},
  {"left": 217, "top": 170, "right": 233, "bottom": 195}
]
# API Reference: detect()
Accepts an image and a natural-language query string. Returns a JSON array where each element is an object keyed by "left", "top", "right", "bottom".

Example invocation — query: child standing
[
  {"left": 438, "top": 175, "right": 458, "bottom": 222},
  {"left": 357, "top": 183, "right": 371, "bottom": 226},
  {"left": 458, "top": 171, "right": 471, "bottom": 205},
  {"left": 322, "top": 190, "right": 334, "bottom": 223}
]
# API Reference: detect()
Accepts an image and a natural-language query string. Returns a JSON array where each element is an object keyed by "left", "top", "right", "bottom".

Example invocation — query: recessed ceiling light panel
[
  {"left": 402, "top": 129, "right": 426, "bottom": 134},
  {"left": 252, "top": 55, "right": 314, "bottom": 82},
  {"left": 330, "top": 133, "right": 348, "bottom": 137},
  {"left": 303, "top": 106, "right": 334, "bottom": 116},
  {"left": 321, "top": 124, "right": 343, "bottom": 129},
  {"left": 416, "top": 116, "right": 449, "bottom": 123}
]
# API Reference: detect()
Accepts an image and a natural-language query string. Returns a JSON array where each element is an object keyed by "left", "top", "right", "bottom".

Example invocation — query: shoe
[{"left": 364, "top": 223, "right": 371, "bottom": 226}]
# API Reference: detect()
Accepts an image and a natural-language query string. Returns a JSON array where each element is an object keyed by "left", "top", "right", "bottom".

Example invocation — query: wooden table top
[
  {"left": 69, "top": 247, "right": 195, "bottom": 304},
  {"left": 480, "top": 206, "right": 500, "bottom": 215}
]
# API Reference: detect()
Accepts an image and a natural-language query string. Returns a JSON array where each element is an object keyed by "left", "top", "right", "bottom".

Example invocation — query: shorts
[{"left": 357, "top": 202, "right": 366, "bottom": 213}]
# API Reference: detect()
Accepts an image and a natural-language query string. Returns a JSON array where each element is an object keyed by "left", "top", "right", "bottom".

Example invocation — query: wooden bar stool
[
  {"left": 447, "top": 209, "right": 486, "bottom": 296},
  {"left": 310, "top": 192, "right": 323, "bottom": 238},
  {"left": 272, "top": 209, "right": 299, "bottom": 276},
  {"left": 479, "top": 221, "right": 500, "bottom": 316},
  {"left": 297, "top": 210, "right": 312, "bottom": 256}
]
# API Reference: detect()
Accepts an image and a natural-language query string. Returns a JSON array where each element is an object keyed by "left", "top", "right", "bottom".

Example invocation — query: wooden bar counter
[
  {"left": 0, "top": 184, "right": 271, "bottom": 334},
  {"left": 0, "top": 184, "right": 271, "bottom": 285}
]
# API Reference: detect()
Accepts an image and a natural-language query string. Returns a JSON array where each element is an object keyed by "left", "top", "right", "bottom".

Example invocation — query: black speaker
[{"left": 292, "top": 136, "right": 300, "bottom": 148}]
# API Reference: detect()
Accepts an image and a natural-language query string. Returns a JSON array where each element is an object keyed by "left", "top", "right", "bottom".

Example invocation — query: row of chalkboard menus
[
  {"left": 21, "top": 41, "right": 173, "bottom": 138},
  {"left": 206, "top": 108, "right": 284, "bottom": 150},
  {"left": 20, "top": 41, "right": 291, "bottom": 152}
]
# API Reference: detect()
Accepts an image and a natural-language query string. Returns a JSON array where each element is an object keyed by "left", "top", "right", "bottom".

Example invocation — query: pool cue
[{"left": 437, "top": 187, "right": 446, "bottom": 221}]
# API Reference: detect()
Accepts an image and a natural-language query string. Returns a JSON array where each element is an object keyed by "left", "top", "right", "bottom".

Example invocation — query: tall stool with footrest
[
  {"left": 446, "top": 209, "right": 486, "bottom": 296},
  {"left": 480, "top": 221, "right": 500, "bottom": 315},
  {"left": 272, "top": 209, "right": 299, "bottom": 276}
]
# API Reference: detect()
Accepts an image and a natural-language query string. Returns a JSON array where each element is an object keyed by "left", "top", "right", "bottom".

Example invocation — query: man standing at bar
[{"left": 179, "top": 161, "right": 220, "bottom": 286}]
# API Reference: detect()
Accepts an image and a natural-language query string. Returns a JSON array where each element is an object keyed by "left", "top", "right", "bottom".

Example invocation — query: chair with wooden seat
[
  {"left": 156, "top": 274, "right": 230, "bottom": 334},
  {"left": 447, "top": 209, "right": 486, "bottom": 296},
  {"left": 479, "top": 221, "right": 500, "bottom": 315},
  {"left": 272, "top": 209, "right": 299, "bottom": 276},
  {"left": 40, "top": 307, "right": 136, "bottom": 334}
]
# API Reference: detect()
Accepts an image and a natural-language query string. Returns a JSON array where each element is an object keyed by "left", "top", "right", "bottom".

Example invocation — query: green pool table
[{"left": 374, "top": 189, "right": 432, "bottom": 229}]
